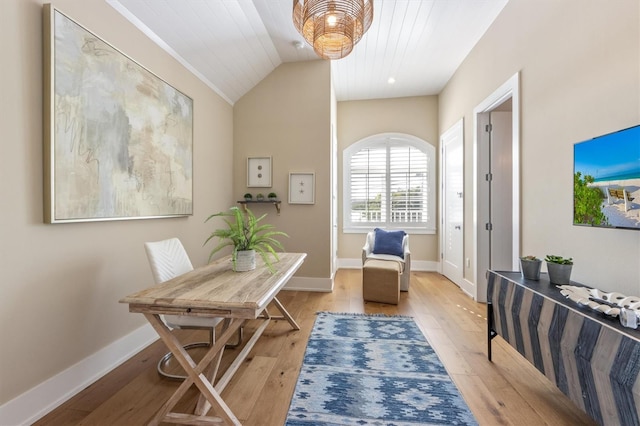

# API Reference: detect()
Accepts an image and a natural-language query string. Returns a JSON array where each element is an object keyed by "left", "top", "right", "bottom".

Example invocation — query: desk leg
[
  {"left": 196, "top": 317, "right": 271, "bottom": 417},
  {"left": 144, "top": 314, "right": 242, "bottom": 425},
  {"left": 194, "top": 318, "right": 232, "bottom": 416},
  {"left": 272, "top": 296, "right": 300, "bottom": 330},
  {"left": 200, "top": 319, "right": 231, "bottom": 387}
]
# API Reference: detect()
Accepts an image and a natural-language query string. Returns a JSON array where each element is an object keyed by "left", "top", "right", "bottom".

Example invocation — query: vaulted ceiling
[{"left": 107, "top": 0, "right": 509, "bottom": 105}]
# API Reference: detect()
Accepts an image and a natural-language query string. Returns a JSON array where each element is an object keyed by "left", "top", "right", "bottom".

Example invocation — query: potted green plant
[
  {"left": 256, "top": 193, "right": 265, "bottom": 201},
  {"left": 545, "top": 255, "right": 573, "bottom": 284},
  {"left": 520, "top": 255, "right": 542, "bottom": 281},
  {"left": 268, "top": 192, "right": 278, "bottom": 201},
  {"left": 243, "top": 193, "right": 252, "bottom": 201},
  {"left": 204, "top": 206, "right": 288, "bottom": 272}
]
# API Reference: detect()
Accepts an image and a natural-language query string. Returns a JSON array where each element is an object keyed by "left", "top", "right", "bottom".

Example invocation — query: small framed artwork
[
  {"left": 289, "top": 172, "right": 315, "bottom": 204},
  {"left": 247, "top": 156, "right": 272, "bottom": 187}
]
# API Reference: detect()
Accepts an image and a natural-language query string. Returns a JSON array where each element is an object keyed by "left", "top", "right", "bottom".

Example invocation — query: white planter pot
[{"left": 234, "top": 249, "right": 256, "bottom": 272}]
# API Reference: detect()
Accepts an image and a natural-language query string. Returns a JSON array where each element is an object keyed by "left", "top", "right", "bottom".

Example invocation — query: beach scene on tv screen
[{"left": 574, "top": 126, "right": 640, "bottom": 229}]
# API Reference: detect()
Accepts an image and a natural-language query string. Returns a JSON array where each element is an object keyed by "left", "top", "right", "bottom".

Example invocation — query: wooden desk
[
  {"left": 487, "top": 270, "right": 640, "bottom": 426},
  {"left": 120, "top": 252, "right": 306, "bottom": 425}
]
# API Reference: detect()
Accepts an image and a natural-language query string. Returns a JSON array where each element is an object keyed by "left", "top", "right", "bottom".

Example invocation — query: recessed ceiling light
[
  {"left": 388, "top": 77, "right": 396, "bottom": 84},
  {"left": 293, "top": 40, "right": 305, "bottom": 50}
]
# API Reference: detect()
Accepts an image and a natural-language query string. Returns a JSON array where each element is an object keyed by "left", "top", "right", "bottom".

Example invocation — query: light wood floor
[{"left": 35, "top": 270, "right": 596, "bottom": 425}]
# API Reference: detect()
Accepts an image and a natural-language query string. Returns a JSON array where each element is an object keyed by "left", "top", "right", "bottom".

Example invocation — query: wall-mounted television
[{"left": 574, "top": 124, "right": 640, "bottom": 230}]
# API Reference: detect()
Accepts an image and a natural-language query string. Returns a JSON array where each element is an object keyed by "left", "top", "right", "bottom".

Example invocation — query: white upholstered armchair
[{"left": 362, "top": 230, "right": 411, "bottom": 291}]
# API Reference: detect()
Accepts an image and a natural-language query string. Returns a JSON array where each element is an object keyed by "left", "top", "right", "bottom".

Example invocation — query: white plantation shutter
[
  {"left": 350, "top": 145, "right": 387, "bottom": 222},
  {"left": 344, "top": 134, "right": 436, "bottom": 233},
  {"left": 389, "top": 144, "right": 429, "bottom": 223}
]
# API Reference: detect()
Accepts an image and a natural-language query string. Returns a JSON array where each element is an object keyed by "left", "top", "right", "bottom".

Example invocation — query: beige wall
[
  {"left": 233, "top": 61, "right": 332, "bottom": 279},
  {"left": 439, "top": 0, "right": 640, "bottom": 294},
  {"left": 0, "top": 0, "right": 233, "bottom": 405},
  {"left": 337, "top": 96, "right": 440, "bottom": 264}
]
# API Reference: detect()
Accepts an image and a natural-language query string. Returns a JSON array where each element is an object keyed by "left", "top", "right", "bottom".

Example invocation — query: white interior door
[
  {"left": 489, "top": 111, "right": 513, "bottom": 271},
  {"left": 476, "top": 109, "right": 514, "bottom": 295},
  {"left": 441, "top": 120, "right": 464, "bottom": 287}
]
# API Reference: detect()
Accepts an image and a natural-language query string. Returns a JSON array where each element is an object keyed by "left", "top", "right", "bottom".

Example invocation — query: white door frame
[
  {"left": 472, "top": 72, "right": 521, "bottom": 302},
  {"left": 331, "top": 124, "right": 338, "bottom": 277}
]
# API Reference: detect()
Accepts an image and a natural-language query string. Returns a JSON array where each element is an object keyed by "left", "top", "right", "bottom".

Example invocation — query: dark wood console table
[{"left": 487, "top": 270, "right": 640, "bottom": 426}]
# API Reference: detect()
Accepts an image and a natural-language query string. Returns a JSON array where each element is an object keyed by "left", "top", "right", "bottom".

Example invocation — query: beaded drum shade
[{"left": 293, "top": 0, "right": 373, "bottom": 60}]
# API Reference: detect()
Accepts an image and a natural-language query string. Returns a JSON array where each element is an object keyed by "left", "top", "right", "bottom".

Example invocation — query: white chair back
[
  {"left": 142, "top": 238, "right": 230, "bottom": 380},
  {"left": 366, "top": 231, "right": 376, "bottom": 251},
  {"left": 144, "top": 238, "right": 194, "bottom": 284}
]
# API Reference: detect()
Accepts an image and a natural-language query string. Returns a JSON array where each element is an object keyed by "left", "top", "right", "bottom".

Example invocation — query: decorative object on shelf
[
  {"left": 43, "top": 5, "right": 193, "bottom": 223},
  {"left": 545, "top": 255, "right": 573, "bottom": 284},
  {"left": 292, "top": 0, "right": 373, "bottom": 60},
  {"left": 519, "top": 255, "right": 542, "bottom": 280},
  {"left": 289, "top": 172, "right": 315, "bottom": 204},
  {"left": 243, "top": 193, "right": 253, "bottom": 201},
  {"left": 204, "top": 206, "right": 288, "bottom": 272},
  {"left": 557, "top": 284, "right": 640, "bottom": 319},
  {"left": 256, "top": 193, "right": 265, "bottom": 201},
  {"left": 247, "top": 156, "right": 272, "bottom": 188},
  {"left": 268, "top": 192, "right": 278, "bottom": 201}
]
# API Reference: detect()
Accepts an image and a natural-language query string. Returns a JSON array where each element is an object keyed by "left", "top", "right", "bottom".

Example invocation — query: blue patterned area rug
[{"left": 285, "top": 312, "right": 477, "bottom": 426}]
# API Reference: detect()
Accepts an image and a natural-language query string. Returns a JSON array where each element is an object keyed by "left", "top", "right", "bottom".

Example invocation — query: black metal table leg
[{"left": 487, "top": 301, "right": 497, "bottom": 361}]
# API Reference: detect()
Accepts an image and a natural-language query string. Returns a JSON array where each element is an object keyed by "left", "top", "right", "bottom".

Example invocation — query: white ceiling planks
[{"left": 108, "top": 0, "right": 509, "bottom": 104}]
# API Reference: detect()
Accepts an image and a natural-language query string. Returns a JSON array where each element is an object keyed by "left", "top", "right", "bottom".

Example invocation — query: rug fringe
[{"left": 316, "top": 311, "right": 413, "bottom": 319}]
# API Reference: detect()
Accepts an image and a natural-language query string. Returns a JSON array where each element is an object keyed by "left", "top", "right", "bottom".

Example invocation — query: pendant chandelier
[{"left": 293, "top": 0, "right": 373, "bottom": 60}]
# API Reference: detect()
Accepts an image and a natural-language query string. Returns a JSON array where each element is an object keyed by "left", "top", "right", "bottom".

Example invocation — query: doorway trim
[{"left": 472, "top": 72, "right": 520, "bottom": 302}]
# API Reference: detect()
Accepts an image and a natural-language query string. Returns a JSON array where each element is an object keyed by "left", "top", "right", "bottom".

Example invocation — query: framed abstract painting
[{"left": 43, "top": 5, "right": 193, "bottom": 223}]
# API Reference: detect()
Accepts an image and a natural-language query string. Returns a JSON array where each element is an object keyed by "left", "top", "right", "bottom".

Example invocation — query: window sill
[{"left": 343, "top": 227, "right": 436, "bottom": 235}]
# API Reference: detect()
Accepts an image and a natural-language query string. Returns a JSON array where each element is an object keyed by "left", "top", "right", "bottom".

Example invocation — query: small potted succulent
[
  {"left": 256, "top": 193, "right": 265, "bottom": 201},
  {"left": 520, "top": 255, "right": 542, "bottom": 281},
  {"left": 268, "top": 192, "right": 278, "bottom": 201},
  {"left": 243, "top": 193, "right": 253, "bottom": 201},
  {"left": 545, "top": 255, "right": 573, "bottom": 284}
]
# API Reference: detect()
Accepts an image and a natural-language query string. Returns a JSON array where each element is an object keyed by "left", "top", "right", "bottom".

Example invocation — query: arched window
[{"left": 343, "top": 133, "right": 436, "bottom": 233}]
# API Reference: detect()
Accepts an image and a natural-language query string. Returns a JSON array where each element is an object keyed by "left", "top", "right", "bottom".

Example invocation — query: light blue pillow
[{"left": 372, "top": 228, "right": 406, "bottom": 258}]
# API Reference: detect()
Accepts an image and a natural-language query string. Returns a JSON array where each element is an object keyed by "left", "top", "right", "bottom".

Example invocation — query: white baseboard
[
  {"left": 337, "top": 258, "right": 440, "bottom": 272},
  {"left": 284, "top": 276, "right": 333, "bottom": 292},
  {"left": 337, "top": 258, "right": 363, "bottom": 269},
  {"left": 411, "top": 260, "right": 440, "bottom": 271},
  {"left": 0, "top": 324, "right": 157, "bottom": 426}
]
